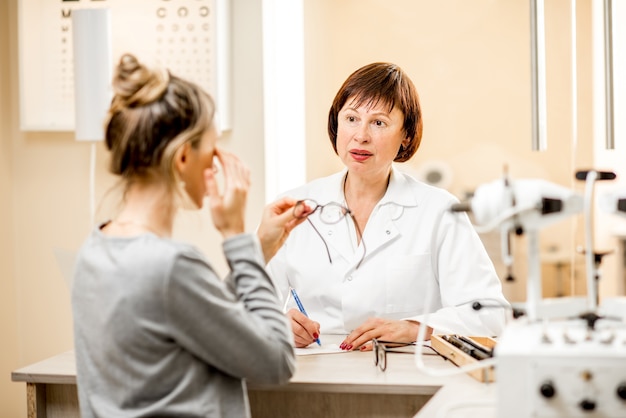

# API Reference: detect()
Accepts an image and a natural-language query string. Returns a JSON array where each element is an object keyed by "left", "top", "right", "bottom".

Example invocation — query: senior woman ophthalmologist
[{"left": 267, "top": 62, "right": 509, "bottom": 350}]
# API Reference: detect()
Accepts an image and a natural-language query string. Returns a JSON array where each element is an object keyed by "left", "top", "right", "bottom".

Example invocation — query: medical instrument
[
  {"left": 441, "top": 335, "right": 492, "bottom": 361},
  {"left": 454, "top": 169, "right": 626, "bottom": 417},
  {"left": 452, "top": 173, "right": 585, "bottom": 321}
]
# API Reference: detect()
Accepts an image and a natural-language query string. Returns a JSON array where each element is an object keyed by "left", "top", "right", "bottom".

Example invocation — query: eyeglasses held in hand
[
  {"left": 373, "top": 339, "right": 439, "bottom": 372},
  {"left": 293, "top": 199, "right": 366, "bottom": 269}
]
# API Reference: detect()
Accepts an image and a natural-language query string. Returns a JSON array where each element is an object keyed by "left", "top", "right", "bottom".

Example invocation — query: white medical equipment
[{"left": 455, "top": 170, "right": 626, "bottom": 418}]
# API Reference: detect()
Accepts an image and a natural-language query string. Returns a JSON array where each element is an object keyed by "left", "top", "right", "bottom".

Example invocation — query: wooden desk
[{"left": 12, "top": 338, "right": 496, "bottom": 418}]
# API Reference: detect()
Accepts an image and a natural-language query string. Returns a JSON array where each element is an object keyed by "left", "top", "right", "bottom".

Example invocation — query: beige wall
[
  {"left": 303, "top": 0, "right": 596, "bottom": 301},
  {"left": 1, "top": 0, "right": 23, "bottom": 415},
  {"left": 304, "top": 0, "right": 593, "bottom": 186},
  {"left": 0, "top": 0, "right": 615, "bottom": 415},
  {"left": 1, "top": 0, "right": 267, "bottom": 415}
]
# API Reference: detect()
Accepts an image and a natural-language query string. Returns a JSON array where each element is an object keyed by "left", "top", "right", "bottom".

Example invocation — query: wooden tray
[{"left": 430, "top": 335, "right": 496, "bottom": 382}]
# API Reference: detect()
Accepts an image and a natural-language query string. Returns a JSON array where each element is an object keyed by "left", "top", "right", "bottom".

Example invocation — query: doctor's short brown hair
[{"left": 327, "top": 62, "right": 423, "bottom": 162}]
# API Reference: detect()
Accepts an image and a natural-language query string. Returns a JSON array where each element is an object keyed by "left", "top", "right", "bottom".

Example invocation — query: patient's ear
[{"left": 175, "top": 142, "right": 192, "bottom": 176}]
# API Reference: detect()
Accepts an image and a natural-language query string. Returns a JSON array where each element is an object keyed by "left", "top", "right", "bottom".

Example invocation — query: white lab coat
[{"left": 267, "top": 166, "right": 509, "bottom": 336}]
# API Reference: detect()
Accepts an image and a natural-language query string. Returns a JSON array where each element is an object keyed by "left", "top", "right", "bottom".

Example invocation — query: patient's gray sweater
[{"left": 72, "top": 227, "right": 295, "bottom": 417}]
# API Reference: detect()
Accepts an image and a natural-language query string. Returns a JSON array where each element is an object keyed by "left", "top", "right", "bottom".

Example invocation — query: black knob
[
  {"left": 617, "top": 383, "right": 626, "bottom": 400},
  {"left": 579, "top": 399, "right": 596, "bottom": 411},
  {"left": 540, "top": 382, "right": 556, "bottom": 398}
]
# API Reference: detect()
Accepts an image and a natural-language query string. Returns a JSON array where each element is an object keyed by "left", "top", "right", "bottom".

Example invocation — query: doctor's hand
[
  {"left": 286, "top": 309, "right": 321, "bottom": 348},
  {"left": 340, "top": 318, "right": 433, "bottom": 351},
  {"left": 257, "top": 197, "right": 310, "bottom": 263}
]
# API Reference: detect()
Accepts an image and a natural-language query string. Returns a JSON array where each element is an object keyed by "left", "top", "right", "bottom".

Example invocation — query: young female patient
[{"left": 72, "top": 53, "right": 306, "bottom": 417}]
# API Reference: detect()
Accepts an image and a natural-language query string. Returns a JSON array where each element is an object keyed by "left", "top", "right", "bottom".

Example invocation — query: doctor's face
[{"left": 336, "top": 97, "right": 408, "bottom": 179}]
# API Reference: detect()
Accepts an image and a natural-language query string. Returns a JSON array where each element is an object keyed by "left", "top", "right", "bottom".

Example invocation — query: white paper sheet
[{"left": 294, "top": 343, "right": 345, "bottom": 356}]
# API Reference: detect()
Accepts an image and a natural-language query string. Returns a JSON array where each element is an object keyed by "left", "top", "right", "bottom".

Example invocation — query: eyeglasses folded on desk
[
  {"left": 372, "top": 339, "right": 440, "bottom": 372},
  {"left": 430, "top": 335, "right": 497, "bottom": 382}
]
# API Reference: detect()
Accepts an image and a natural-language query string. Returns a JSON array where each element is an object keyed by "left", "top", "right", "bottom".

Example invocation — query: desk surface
[{"left": 11, "top": 336, "right": 496, "bottom": 418}]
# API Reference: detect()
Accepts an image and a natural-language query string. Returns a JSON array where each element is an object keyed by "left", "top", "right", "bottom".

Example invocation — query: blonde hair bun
[{"left": 110, "top": 53, "right": 170, "bottom": 111}]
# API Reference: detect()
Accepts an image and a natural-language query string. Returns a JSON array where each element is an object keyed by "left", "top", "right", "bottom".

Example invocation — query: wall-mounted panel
[{"left": 18, "top": 0, "right": 230, "bottom": 131}]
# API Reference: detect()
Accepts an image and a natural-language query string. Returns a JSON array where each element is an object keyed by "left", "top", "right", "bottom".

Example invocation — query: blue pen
[{"left": 290, "top": 288, "right": 321, "bottom": 346}]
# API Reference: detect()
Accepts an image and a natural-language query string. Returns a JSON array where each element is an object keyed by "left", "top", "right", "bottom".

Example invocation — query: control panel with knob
[
  {"left": 496, "top": 321, "right": 626, "bottom": 417},
  {"left": 539, "top": 381, "right": 556, "bottom": 399},
  {"left": 579, "top": 399, "right": 596, "bottom": 412}
]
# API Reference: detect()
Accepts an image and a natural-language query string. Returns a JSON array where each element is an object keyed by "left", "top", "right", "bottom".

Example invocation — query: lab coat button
[
  {"left": 347, "top": 275, "right": 353, "bottom": 281},
  {"left": 327, "top": 230, "right": 333, "bottom": 236},
  {"left": 386, "top": 230, "right": 391, "bottom": 235}
]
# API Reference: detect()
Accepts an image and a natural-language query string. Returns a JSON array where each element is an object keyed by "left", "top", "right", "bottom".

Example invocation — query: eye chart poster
[{"left": 18, "top": 0, "right": 230, "bottom": 131}]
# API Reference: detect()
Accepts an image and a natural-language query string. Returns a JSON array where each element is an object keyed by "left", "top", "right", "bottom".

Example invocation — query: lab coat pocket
[{"left": 385, "top": 253, "right": 433, "bottom": 314}]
